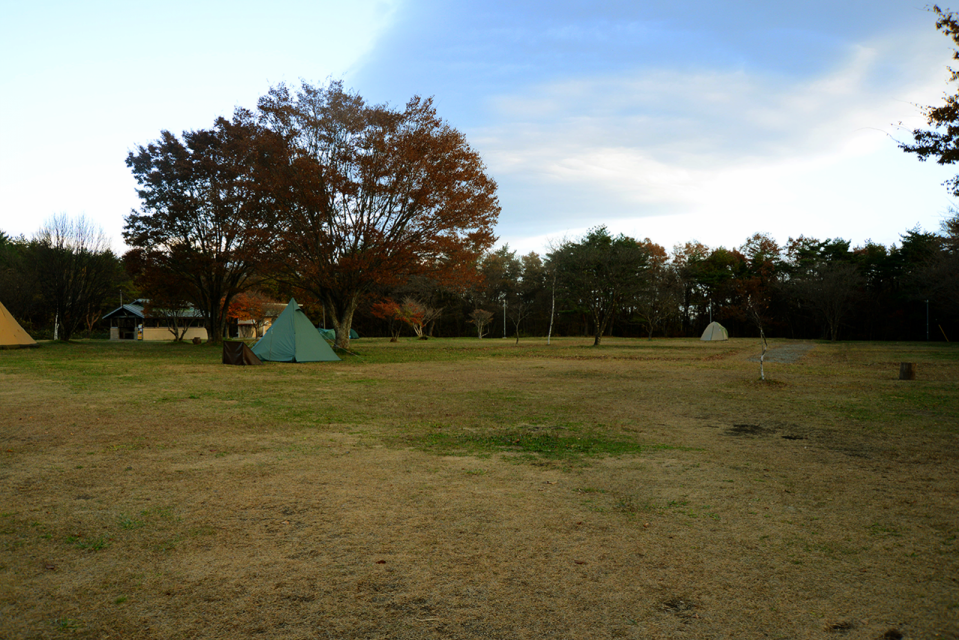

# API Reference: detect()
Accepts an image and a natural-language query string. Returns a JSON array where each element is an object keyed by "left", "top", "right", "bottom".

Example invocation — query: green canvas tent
[
  {"left": 252, "top": 299, "right": 340, "bottom": 362},
  {"left": 318, "top": 328, "right": 358, "bottom": 341},
  {"left": 700, "top": 321, "right": 728, "bottom": 341}
]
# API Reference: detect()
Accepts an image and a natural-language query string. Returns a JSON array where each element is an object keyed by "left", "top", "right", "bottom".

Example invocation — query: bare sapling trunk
[
  {"left": 469, "top": 309, "right": 493, "bottom": 339},
  {"left": 747, "top": 294, "right": 769, "bottom": 381},
  {"left": 84, "top": 310, "right": 101, "bottom": 338},
  {"left": 547, "top": 272, "right": 556, "bottom": 346},
  {"left": 508, "top": 301, "right": 531, "bottom": 346},
  {"left": 758, "top": 327, "right": 768, "bottom": 381},
  {"left": 169, "top": 313, "right": 192, "bottom": 342}
]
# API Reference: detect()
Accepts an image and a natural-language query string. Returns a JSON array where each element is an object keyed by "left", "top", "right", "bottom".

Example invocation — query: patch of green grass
[
  {"left": 65, "top": 535, "right": 110, "bottom": 551},
  {"left": 409, "top": 428, "right": 676, "bottom": 463}
]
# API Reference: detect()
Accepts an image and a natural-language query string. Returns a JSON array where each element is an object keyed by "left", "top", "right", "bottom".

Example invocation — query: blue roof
[{"left": 100, "top": 299, "right": 206, "bottom": 321}]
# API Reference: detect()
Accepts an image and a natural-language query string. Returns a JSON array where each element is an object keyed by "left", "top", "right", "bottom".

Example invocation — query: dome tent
[{"left": 700, "top": 321, "right": 728, "bottom": 341}]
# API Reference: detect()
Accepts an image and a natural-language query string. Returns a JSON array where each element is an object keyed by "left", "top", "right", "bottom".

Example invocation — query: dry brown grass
[{"left": 1, "top": 337, "right": 957, "bottom": 639}]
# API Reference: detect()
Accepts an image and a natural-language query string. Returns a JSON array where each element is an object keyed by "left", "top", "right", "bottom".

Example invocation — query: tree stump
[{"left": 899, "top": 362, "right": 916, "bottom": 380}]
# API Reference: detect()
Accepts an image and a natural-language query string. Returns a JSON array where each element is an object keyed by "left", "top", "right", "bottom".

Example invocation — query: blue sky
[{"left": 1, "top": 0, "right": 956, "bottom": 258}]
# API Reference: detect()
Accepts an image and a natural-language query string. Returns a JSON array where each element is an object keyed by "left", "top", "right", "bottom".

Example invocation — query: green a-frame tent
[{"left": 252, "top": 299, "right": 340, "bottom": 362}]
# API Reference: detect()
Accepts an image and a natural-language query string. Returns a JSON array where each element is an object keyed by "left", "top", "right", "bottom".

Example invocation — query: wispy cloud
[{"left": 474, "top": 29, "right": 957, "bottom": 251}]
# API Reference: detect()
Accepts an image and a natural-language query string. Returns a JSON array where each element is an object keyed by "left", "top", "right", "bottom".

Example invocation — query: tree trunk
[
  {"left": 593, "top": 308, "right": 607, "bottom": 346},
  {"left": 205, "top": 305, "right": 225, "bottom": 345},
  {"left": 328, "top": 293, "right": 359, "bottom": 351},
  {"left": 829, "top": 317, "right": 840, "bottom": 341}
]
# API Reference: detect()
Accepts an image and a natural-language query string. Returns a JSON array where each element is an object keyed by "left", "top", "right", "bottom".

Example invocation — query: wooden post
[{"left": 899, "top": 363, "right": 916, "bottom": 380}]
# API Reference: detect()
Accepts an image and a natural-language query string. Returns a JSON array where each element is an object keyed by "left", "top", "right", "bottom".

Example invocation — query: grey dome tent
[
  {"left": 252, "top": 298, "right": 340, "bottom": 362},
  {"left": 700, "top": 321, "right": 728, "bottom": 341}
]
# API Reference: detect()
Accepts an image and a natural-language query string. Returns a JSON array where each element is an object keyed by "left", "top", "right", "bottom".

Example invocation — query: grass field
[{"left": 1, "top": 337, "right": 957, "bottom": 639}]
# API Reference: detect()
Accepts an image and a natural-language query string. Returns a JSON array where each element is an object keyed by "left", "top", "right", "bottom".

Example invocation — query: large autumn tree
[
  {"left": 124, "top": 112, "right": 286, "bottom": 343},
  {"left": 257, "top": 80, "right": 499, "bottom": 349}
]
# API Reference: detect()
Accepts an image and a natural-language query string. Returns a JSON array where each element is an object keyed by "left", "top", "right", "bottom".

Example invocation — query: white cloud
[{"left": 480, "top": 27, "right": 958, "bottom": 252}]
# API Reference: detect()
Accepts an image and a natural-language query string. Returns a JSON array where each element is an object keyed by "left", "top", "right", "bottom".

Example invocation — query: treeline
[
  {"left": 354, "top": 220, "right": 959, "bottom": 343},
  {"left": 0, "top": 216, "right": 131, "bottom": 340},
  {"left": 2, "top": 215, "right": 957, "bottom": 343}
]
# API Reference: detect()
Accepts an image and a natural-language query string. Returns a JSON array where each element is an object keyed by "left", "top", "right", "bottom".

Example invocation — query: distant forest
[
  {"left": 2, "top": 215, "right": 956, "bottom": 343},
  {"left": 352, "top": 220, "right": 959, "bottom": 343}
]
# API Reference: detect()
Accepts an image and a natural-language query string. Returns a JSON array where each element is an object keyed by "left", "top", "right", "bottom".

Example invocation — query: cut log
[{"left": 899, "top": 362, "right": 916, "bottom": 380}]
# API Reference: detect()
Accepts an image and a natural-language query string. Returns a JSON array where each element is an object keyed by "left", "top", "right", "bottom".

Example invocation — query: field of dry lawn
[{"left": 1, "top": 337, "right": 957, "bottom": 639}]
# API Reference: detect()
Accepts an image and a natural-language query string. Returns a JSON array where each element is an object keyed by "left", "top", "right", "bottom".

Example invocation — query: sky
[{"left": 2, "top": 0, "right": 958, "bottom": 258}]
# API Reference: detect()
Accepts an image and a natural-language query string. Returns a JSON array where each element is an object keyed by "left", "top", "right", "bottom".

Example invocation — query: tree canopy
[
  {"left": 549, "top": 227, "right": 651, "bottom": 346},
  {"left": 257, "top": 80, "right": 500, "bottom": 349},
  {"left": 899, "top": 5, "right": 959, "bottom": 195},
  {"left": 124, "top": 112, "right": 286, "bottom": 343}
]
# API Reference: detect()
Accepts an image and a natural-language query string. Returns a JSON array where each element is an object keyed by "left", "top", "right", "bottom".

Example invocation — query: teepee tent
[
  {"left": 0, "top": 301, "right": 38, "bottom": 349},
  {"left": 252, "top": 299, "right": 340, "bottom": 362},
  {"left": 700, "top": 321, "right": 728, "bottom": 341}
]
